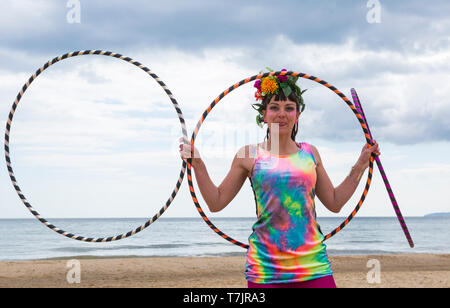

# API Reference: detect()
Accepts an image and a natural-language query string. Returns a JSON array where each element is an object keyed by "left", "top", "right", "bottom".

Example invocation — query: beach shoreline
[{"left": 0, "top": 253, "right": 448, "bottom": 288}]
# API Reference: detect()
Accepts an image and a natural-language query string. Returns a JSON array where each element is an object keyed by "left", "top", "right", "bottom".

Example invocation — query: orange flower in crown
[{"left": 260, "top": 76, "right": 278, "bottom": 95}]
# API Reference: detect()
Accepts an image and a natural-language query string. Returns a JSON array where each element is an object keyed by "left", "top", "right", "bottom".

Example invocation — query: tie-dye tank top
[{"left": 245, "top": 142, "right": 333, "bottom": 284}]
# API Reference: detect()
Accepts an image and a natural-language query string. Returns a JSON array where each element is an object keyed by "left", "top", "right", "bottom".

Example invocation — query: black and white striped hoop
[{"left": 4, "top": 50, "right": 188, "bottom": 242}]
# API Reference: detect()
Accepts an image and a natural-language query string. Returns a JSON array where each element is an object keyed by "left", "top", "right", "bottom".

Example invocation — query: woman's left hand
[{"left": 356, "top": 140, "right": 380, "bottom": 170}]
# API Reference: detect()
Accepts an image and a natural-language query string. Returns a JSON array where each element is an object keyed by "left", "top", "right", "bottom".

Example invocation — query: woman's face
[{"left": 262, "top": 96, "right": 300, "bottom": 135}]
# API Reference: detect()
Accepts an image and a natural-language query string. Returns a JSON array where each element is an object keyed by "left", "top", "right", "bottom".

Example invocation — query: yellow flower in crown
[{"left": 260, "top": 76, "right": 278, "bottom": 95}]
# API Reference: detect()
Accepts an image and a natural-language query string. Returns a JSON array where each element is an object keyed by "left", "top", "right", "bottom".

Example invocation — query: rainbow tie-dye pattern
[{"left": 245, "top": 142, "right": 333, "bottom": 284}]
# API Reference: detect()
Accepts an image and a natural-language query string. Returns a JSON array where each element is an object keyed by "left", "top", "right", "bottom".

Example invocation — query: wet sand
[{"left": 0, "top": 253, "right": 448, "bottom": 288}]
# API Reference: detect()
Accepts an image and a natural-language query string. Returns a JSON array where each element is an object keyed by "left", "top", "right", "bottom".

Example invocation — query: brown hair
[{"left": 261, "top": 91, "right": 300, "bottom": 141}]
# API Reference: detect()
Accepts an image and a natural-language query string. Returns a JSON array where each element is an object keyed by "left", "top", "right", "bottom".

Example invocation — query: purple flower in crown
[
  {"left": 277, "top": 69, "right": 288, "bottom": 83},
  {"left": 254, "top": 79, "right": 261, "bottom": 91}
]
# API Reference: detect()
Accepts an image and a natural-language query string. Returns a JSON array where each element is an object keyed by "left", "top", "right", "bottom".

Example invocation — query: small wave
[
  {"left": 345, "top": 240, "right": 385, "bottom": 244},
  {"left": 41, "top": 251, "right": 247, "bottom": 260},
  {"left": 197, "top": 251, "right": 247, "bottom": 257},
  {"left": 52, "top": 243, "right": 192, "bottom": 253},
  {"left": 191, "top": 241, "right": 234, "bottom": 247},
  {"left": 327, "top": 249, "right": 402, "bottom": 256}
]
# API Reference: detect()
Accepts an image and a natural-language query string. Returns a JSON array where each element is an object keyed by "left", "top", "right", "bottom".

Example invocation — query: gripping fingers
[
  {"left": 367, "top": 140, "right": 381, "bottom": 156},
  {"left": 179, "top": 137, "right": 194, "bottom": 160}
]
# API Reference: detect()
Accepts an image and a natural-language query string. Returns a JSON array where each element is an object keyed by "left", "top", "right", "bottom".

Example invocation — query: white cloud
[
  {"left": 399, "top": 163, "right": 450, "bottom": 176},
  {"left": 0, "top": 0, "right": 59, "bottom": 36},
  {"left": 2, "top": 15, "right": 450, "bottom": 219}
]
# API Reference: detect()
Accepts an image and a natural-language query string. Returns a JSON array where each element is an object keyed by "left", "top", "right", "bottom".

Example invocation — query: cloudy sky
[{"left": 1, "top": 0, "right": 449, "bottom": 224}]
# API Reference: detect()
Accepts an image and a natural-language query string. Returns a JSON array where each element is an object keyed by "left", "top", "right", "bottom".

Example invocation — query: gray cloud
[
  {"left": 2, "top": 0, "right": 450, "bottom": 54},
  {"left": 1, "top": 0, "right": 449, "bottom": 145}
]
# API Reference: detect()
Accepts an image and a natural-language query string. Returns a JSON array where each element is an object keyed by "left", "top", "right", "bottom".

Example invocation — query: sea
[{"left": 0, "top": 216, "right": 449, "bottom": 261}]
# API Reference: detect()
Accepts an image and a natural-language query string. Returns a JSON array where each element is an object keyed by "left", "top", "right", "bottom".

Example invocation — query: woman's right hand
[{"left": 179, "top": 137, "right": 202, "bottom": 168}]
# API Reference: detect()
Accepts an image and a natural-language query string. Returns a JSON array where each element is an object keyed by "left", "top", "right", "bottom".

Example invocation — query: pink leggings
[{"left": 248, "top": 275, "right": 337, "bottom": 288}]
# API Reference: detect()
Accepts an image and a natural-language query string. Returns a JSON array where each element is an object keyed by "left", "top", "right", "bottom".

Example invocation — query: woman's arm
[
  {"left": 311, "top": 142, "right": 380, "bottom": 213},
  {"left": 180, "top": 141, "right": 250, "bottom": 212}
]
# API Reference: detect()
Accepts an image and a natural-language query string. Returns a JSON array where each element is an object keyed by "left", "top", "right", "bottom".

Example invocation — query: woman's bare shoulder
[
  {"left": 236, "top": 143, "right": 259, "bottom": 157},
  {"left": 235, "top": 144, "right": 259, "bottom": 175},
  {"left": 307, "top": 143, "right": 322, "bottom": 166}
]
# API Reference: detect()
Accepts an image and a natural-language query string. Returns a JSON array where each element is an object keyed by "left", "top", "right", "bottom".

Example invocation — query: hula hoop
[
  {"left": 4, "top": 50, "right": 188, "bottom": 242},
  {"left": 351, "top": 88, "right": 414, "bottom": 248},
  {"left": 186, "top": 71, "right": 376, "bottom": 249}
]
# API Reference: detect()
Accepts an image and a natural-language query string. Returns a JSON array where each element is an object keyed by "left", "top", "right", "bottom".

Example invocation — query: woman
[{"left": 179, "top": 71, "right": 380, "bottom": 288}]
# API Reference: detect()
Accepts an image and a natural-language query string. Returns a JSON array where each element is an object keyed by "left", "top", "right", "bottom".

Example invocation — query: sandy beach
[{"left": 0, "top": 254, "right": 448, "bottom": 288}]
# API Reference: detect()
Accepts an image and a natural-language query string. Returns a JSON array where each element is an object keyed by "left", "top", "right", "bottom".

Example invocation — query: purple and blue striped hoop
[{"left": 351, "top": 88, "right": 414, "bottom": 248}]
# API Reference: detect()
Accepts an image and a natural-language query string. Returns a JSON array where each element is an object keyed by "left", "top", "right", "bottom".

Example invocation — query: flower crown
[{"left": 252, "top": 68, "right": 306, "bottom": 127}]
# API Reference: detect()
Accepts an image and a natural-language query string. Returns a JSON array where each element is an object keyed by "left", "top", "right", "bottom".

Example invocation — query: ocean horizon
[{"left": 1, "top": 216, "right": 449, "bottom": 261}]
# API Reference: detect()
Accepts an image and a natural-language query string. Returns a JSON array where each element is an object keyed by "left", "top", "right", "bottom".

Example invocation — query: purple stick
[{"left": 351, "top": 88, "right": 414, "bottom": 248}]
